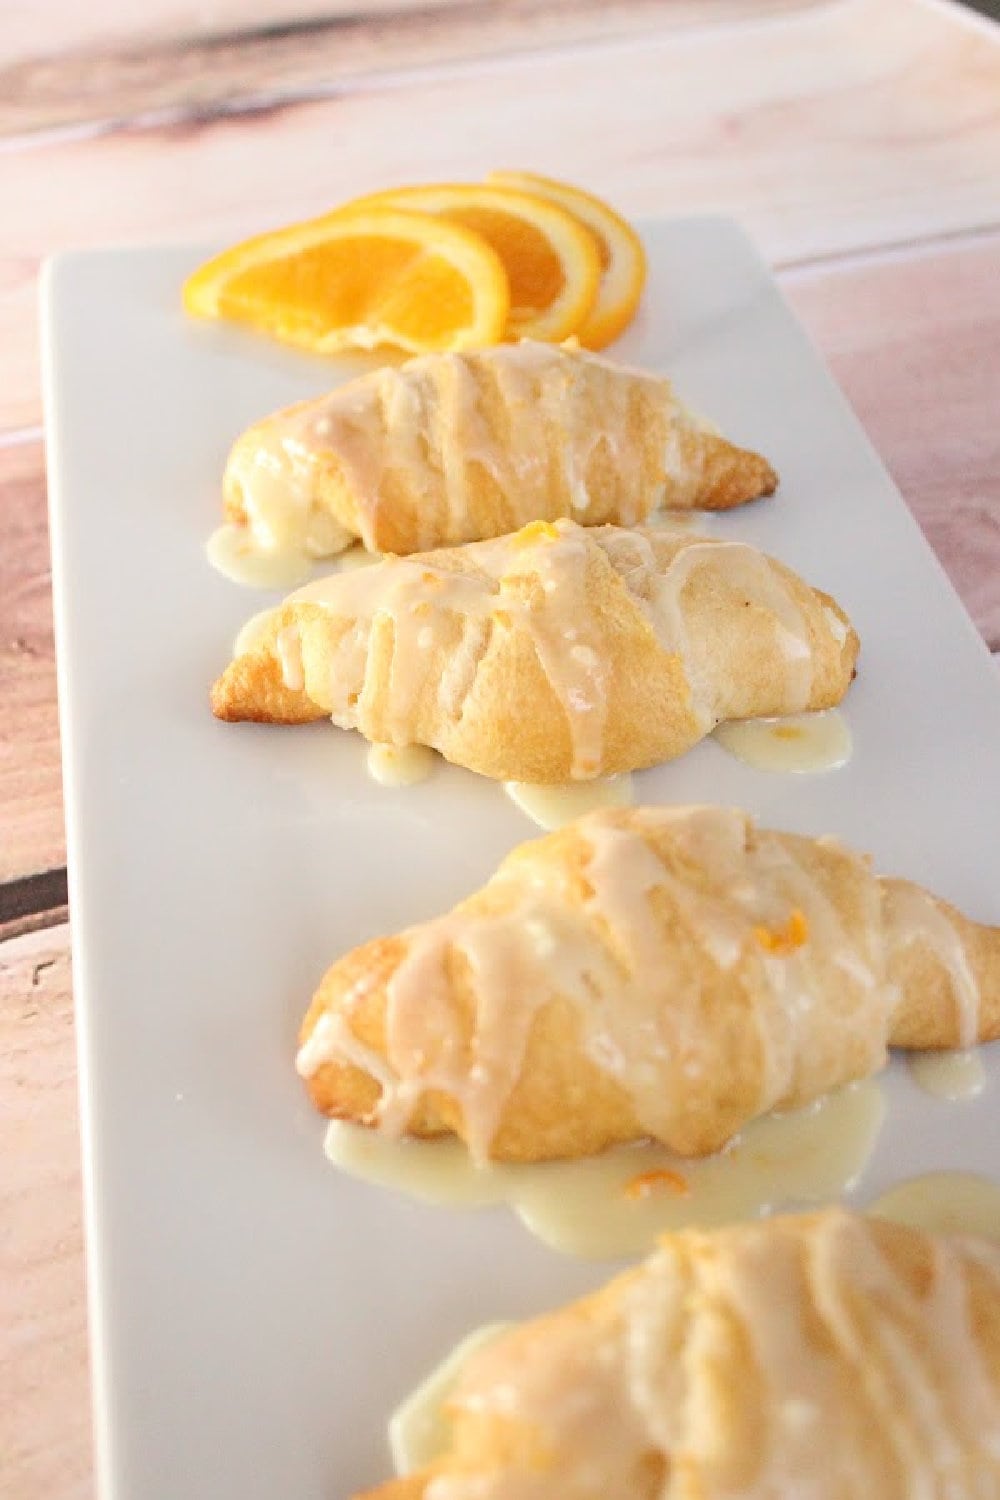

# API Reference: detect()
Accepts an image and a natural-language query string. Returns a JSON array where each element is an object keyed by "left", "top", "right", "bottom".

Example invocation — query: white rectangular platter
[{"left": 43, "top": 218, "right": 1000, "bottom": 1500}]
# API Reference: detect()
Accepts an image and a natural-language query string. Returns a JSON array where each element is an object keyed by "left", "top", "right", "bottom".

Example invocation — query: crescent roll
[
  {"left": 357, "top": 1210, "right": 1000, "bottom": 1500},
  {"left": 211, "top": 520, "right": 858, "bottom": 783},
  {"left": 296, "top": 806, "right": 1000, "bottom": 1163},
  {"left": 221, "top": 342, "right": 777, "bottom": 558}
]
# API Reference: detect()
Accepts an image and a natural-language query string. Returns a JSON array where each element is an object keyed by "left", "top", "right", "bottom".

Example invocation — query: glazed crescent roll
[
  {"left": 211, "top": 520, "right": 858, "bottom": 782},
  {"left": 357, "top": 1210, "right": 1000, "bottom": 1500},
  {"left": 297, "top": 806, "right": 1000, "bottom": 1163},
  {"left": 221, "top": 342, "right": 777, "bottom": 558}
]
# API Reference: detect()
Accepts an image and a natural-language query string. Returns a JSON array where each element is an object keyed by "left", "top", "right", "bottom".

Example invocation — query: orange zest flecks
[
  {"left": 623, "top": 1168, "right": 691, "bottom": 1201},
  {"left": 753, "top": 908, "right": 810, "bottom": 956},
  {"left": 771, "top": 725, "right": 805, "bottom": 742}
]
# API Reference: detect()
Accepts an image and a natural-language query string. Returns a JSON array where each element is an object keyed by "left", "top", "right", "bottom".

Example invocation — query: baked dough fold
[
  {"left": 212, "top": 521, "right": 858, "bottom": 783},
  {"left": 297, "top": 806, "right": 1000, "bottom": 1162},
  {"left": 356, "top": 1210, "right": 1000, "bottom": 1500},
  {"left": 222, "top": 343, "right": 777, "bottom": 557}
]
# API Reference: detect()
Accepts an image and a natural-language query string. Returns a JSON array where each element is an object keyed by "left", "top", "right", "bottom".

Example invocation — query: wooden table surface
[{"left": 2, "top": 0, "right": 999, "bottom": 1494}]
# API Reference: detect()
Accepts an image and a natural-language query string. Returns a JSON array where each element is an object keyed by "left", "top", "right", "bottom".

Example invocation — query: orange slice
[
  {"left": 488, "top": 171, "right": 646, "bottom": 349},
  {"left": 344, "top": 183, "right": 601, "bottom": 343},
  {"left": 182, "top": 207, "right": 510, "bottom": 355}
]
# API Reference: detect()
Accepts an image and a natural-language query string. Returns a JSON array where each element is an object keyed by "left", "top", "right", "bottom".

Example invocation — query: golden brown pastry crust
[
  {"left": 297, "top": 807, "right": 1000, "bottom": 1164},
  {"left": 222, "top": 343, "right": 777, "bottom": 557},
  {"left": 354, "top": 1211, "right": 1000, "bottom": 1500},
  {"left": 884, "top": 879, "right": 1000, "bottom": 1048},
  {"left": 212, "top": 522, "right": 858, "bottom": 784}
]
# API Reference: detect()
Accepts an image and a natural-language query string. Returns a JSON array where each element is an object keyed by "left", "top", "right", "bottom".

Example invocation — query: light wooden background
[{"left": 2, "top": 1, "right": 999, "bottom": 1495}]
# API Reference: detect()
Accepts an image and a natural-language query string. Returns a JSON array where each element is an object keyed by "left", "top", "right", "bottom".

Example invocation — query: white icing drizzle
[
  {"left": 644, "top": 506, "right": 701, "bottom": 531},
  {"left": 325, "top": 1080, "right": 885, "bottom": 1260},
  {"left": 233, "top": 606, "right": 281, "bottom": 659},
  {"left": 297, "top": 1006, "right": 396, "bottom": 1094},
  {"left": 424, "top": 1213, "right": 1000, "bottom": 1500},
  {"left": 293, "top": 520, "right": 612, "bottom": 777},
  {"left": 656, "top": 540, "right": 813, "bottom": 725},
  {"left": 299, "top": 807, "right": 897, "bottom": 1163},
  {"left": 300, "top": 807, "right": 987, "bottom": 1168},
  {"left": 221, "top": 343, "right": 768, "bottom": 566},
  {"left": 223, "top": 343, "right": 652, "bottom": 557},
  {"left": 885, "top": 882, "right": 981, "bottom": 1047},
  {"left": 276, "top": 625, "right": 304, "bottom": 692},
  {"left": 224, "top": 405, "right": 357, "bottom": 558},
  {"left": 279, "top": 519, "right": 835, "bottom": 781},
  {"left": 390, "top": 1323, "right": 512, "bottom": 1477},
  {"left": 823, "top": 601, "right": 850, "bottom": 646},
  {"left": 504, "top": 774, "right": 633, "bottom": 830},
  {"left": 906, "top": 1048, "right": 986, "bottom": 1100},
  {"left": 207, "top": 524, "right": 380, "bottom": 592},
  {"left": 334, "top": 544, "right": 381, "bottom": 572},
  {"left": 713, "top": 709, "right": 852, "bottom": 773},
  {"left": 367, "top": 743, "right": 437, "bottom": 788},
  {"left": 870, "top": 1172, "right": 1000, "bottom": 1239},
  {"left": 206, "top": 522, "right": 315, "bottom": 590},
  {"left": 588, "top": 526, "right": 820, "bottom": 732}
]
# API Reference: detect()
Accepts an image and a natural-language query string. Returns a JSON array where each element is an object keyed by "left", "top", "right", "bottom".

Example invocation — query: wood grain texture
[
  {"left": 4, "top": 0, "right": 999, "bottom": 434},
  {"left": 0, "top": 923, "right": 90, "bottom": 1500},
  {"left": 0, "top": 441, "right": 64, "bottom": 884},
  {"left": 0, "top": 0, "right": 470, "bottom": 69},
  {"left": 1, "top": 0, "right": 824, "bottom": 138},
  {"left": 783, "top": 231, "right": 1000, "bottom": 650}
]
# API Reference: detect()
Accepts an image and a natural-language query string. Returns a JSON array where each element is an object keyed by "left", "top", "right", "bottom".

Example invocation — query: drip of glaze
[
  {"left": 390, "top": 1323, "right": 512, "bottom": 1476},
  {"left": 713, "top": 710, "right": 852, "bottom": 773},
  {"left": 367, "top": 743, "right": 437, "bottom": 788},
  {"left": 283, "top": 522, "right": 838, "bottom": 786},
  {"left": 323, "top": 1080, "right": 884, "bottom": 1261},
  {"left": 504, "top": 774, "right": 633, "bottom": 830},
  {"left": 869, "top": 1172, "right": 1000, "bottom": 1239},
  {"left": 301, "top": 806, "right": 905, "bottom": 1165},
  {"left": 233, "top": 606, "right": 281, "bottom": 659},
  {"left": 335, "top": 544, "right": 382, "bottom": 572},
  {"left": 235, "top": 343, "right": 679, "bottom": 555},
  {"left": 206, "top": 523, "right": 314, "bottom": 590},
  {"left": 906, "top": 1049, "right": 986, "bottom": 1101},
  {"left": 645, "top": 507, "right": 702, "bottom": 532},
  {"left": 394, "top": 1211, "right": 1000, "bottom": 1500},
  {"left": 209, "top": 526, "right": 380, "bottom": 592}
]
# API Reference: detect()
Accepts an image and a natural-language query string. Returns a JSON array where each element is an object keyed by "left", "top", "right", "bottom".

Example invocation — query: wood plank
[
  {"left": 0, "top": 0, "right": 470, "bottom": 71},
  {"left": 0, "top": 441, "right": 64, "bottom": 885},
  {"left": 1, "top": 0, "right": 824, "bottom": 139},
  {"left": 781, "top": 231, "right": 1000, "bottom": 651},
  {"left": 4, "top": 0, "right": 999, "bottom": 433},
  {"left": 0, "top": 923, "right": 90, "bottom": 1500}
]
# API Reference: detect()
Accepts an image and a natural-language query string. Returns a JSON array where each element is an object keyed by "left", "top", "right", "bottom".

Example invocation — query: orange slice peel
[
  {"left": 488, "top": 170, "right": 646, "bottom": 349},
  {"left": 341, "top": 181, "right": 602, "bottom": 343}
]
